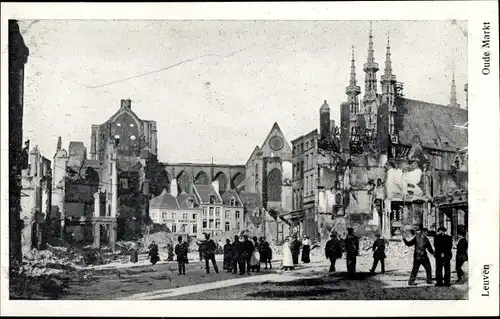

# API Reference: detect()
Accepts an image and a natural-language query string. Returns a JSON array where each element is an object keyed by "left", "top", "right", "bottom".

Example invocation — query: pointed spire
[
  {"left": 450, "top": 71, "right": 458, "bottom": 108},
  {"left": 349, "top": 46, "right": 357, "bottom": 86},
  {"left": 367, "top": 21, "right": 375, "bottom": 64},
  {"left": 384, "top": 32, "right": 393, "bottom": 76},
  {"left": 363, "top": 21, "right": 379, "bottom": 100},
  {"left": 346, "top": 46, "right": 361, "bottom": 114}
]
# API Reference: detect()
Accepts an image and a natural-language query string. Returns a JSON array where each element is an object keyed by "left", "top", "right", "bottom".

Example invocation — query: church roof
[
  {"left": 397, "top": 98, "right": 468, "bottom": 151},
  {"left": 193, "top": 184, "right": 223, "bottom": 204},
  {"left": 150, "top": 189, "right": 179, "bottom": 209}
]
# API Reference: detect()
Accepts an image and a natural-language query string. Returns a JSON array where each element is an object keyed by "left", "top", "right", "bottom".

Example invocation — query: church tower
[
  {"left": 380, "top": 33, "right": 397, "bottom": 138},
  {"left": 362, "top": 22, "right": 379, "bottom": 136},
  {"left": 346, "top": 46, "right": 361, "bottom": 135},
  {"left": 320, "top": 100, "right": 331, "bottom": 140}
]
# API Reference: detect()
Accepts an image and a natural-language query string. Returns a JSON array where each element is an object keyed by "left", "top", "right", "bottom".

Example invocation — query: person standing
[
  {"left": 289, "top": 235, "right": 302, "bottom": 266},
  {"left": 259, "top": 237, "right": 273, "bottom": 270},
  {"left": 325, "top": 232, "right": 343, "bottom": 273},
  {"left": 148, "top": 241, "right": 160, "bottom": 265},
  {"left": 174, "top": 235, "right": 188, "bottom": 275},
  {"left": 455, "top": 230, "right": 468, "bottom": 284},
  {"left": 434, "top": 226, "right": 453, "bottom": 286},
  {"left": 301, "top": 236, "right": 311, "bottom": 264},
  {"left": 250, "top": 236, "right": 261, "bottom": 272},
  {"left": 282, "top": 237, "right": 294, "bottom": 271},
  {"left": 370, "top": 234, "right": 387, "bottom": 274},
  {"left": 344, "top": 227, "right": 359, "bottom": 279},
  {"left": 223, "top": 239, "right": 233, "bottom": 273},
  {"left": 231, "top": 235, "right": 241, "bottom": 274},
  {"left": 203, "top": 233, "right": 219, "bottom": 274},
  {"left": 403, "top": 226, "right": 434, "bottom": 285},
  {"left": 240, "top": 235, "right": 254, "bottom": 275},
  {"left": 129, "top": 241, "right": 139, "bottom": 263}
]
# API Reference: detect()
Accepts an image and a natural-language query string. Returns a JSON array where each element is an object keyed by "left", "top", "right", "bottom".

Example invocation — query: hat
[{"left": 437, "top": 226, "right": 447, "bottom": 232}]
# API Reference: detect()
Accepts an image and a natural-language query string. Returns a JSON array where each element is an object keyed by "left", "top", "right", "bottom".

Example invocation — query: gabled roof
[
  {"left": 221, "top": 189, "right": 243, "bottom": 207},
  {"left": 193, "top": 184, "right": 223, "bottom": 204},
  {"left": 245, "top": 145, "right": 261, "bottom": 166},
  {"left": 150, "top": 189, "right": 179, "bottom": 209},
  {"left": 396, "top": 98, "right": 468, "bottom": 151}
]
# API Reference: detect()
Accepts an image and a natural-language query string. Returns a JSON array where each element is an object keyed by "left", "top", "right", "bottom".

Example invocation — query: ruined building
[
  {"left": 294, "top": 25, "right": 468, "bottom": 241},
  {"left": 52, "top": 137, "right": 119, "bottom": 250},
  {"left": 21, "top": 146, "right": 52, "bottom": 254}
]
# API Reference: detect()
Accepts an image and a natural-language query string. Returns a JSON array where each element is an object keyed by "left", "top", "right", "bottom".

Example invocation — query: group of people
[
  {"left": 221, "top": 235, "right": 273, "bottom": 275},
  {"left": 138, "top": 225, "right": 468, "bottom": 286},
  {"left": 403, "top": 226, "right": 468, "bottom": 286},
  {"left": 281, "top": 235, "right": 312, "bottom": 270},
  {"left": 322, "top": 225, "right": 468, "bottom": 286}
]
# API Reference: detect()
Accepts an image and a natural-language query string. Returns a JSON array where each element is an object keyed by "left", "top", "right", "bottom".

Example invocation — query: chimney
[
  {"left": 120, "top": 99, "right": 131, "bottom": 110},
  {"left": 56, "top": 136, "right": 62, "bottom": 151},
  {"left": 212, "top": 180, "right": 220, "bottom": 194},
  {"left": 29, "top": 145, "right": 40, "bottom": 176},
  {"left": 170, "top": 179, "right": 178, "bottom": 197}
]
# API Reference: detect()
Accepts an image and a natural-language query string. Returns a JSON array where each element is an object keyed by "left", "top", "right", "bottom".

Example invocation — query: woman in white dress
[{"left": 282, "top": 237, "right": 294, "bottom": 270}]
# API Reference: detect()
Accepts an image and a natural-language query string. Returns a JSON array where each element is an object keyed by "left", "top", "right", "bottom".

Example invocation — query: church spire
[
  {"left": 381, "top": 32, "right": 397, "bottom": 108},
  {"left": 346, "top": 46, "right": 361, "bottom": 114},
  {"left": 363, "top": 21, "right": 379, "bottom": 102},
  {"left": 449, "top": 72, "right": 459, "bottom": 108},
  {"left": 384, "top": 32, "right": 393, "bottom": 76}
]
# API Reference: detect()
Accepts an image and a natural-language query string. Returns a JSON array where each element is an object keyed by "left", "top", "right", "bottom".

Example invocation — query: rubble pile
[
  {"left": 140, "top": 231, "right": 174, "bottom": 252},
  {"left": 20, "top": 249, "right": 80, "bottom": 278}
]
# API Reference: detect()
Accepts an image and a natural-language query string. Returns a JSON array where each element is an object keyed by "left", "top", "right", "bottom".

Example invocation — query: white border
[{"left": 1, "top": 1, "right": 499, "bottom": 317}]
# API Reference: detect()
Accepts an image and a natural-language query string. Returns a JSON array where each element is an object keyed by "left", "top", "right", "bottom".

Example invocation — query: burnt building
[{"left": 293, "top": 24, "right": 468, "bottom": 241}]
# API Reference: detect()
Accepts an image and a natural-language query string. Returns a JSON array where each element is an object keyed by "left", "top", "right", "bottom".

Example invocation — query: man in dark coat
[
  {"left": 174, "top": 235, "right": 188, "bottom": 275},
  {"left": 259, "top": 237, "right": 273, "bottom": 269},
  {"left": 344, "top": 227, "right": 359, "bottom": 279},
  {"left": 434, "top": 226, "right": 453, "bottom": 286},
  {"left": 203, "top": 233, "right": 219, "bottom": 274},
  {"left": 289, "top": 235, "right": 302, "bottom": 266},
  {"left": 232, "top": 235, "right": 242, "bottom": 274},
  {"left": 455, "top": 230, "right": 468, "bottom": 284},
  {"left": 325, "top": 232, "right": 343, "bottom": 273},
  {"left": 148, "top": 241, "right": 160, "bottom": 265},
  {"left": 370, "top": 234, "right": 386, "bottom": 274},
  {"left": 239, "top": 234, "right": 254, "bottom": 275},
  {"left": 223, "top": 239, "right": 233, "bottom": 273},
  {"left": 403, "top": 226, "right": 434, "bottom": 285}
]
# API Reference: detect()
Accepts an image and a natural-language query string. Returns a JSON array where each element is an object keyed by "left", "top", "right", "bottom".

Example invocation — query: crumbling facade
[
  {"left": 20, "top": 146, "right": 52, "bottom": 255},
  {"left": 291, "top": 25, "right": 468, "bottom": 241}
]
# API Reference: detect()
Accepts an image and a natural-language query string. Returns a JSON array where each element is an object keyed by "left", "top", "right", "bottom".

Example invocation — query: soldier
[
  {"left": 344, "top": 227, "right": 359, "bottom": 279},
  {"left": 434, "top": 226, "right": 453, "bottom": 286},
  {"left": 455, "top": 230, "right": 468, "bottom": 284},
  {"left": 370, "top": 234, "right": 387, "bottom": 274},
  {"left": 403, "top": 226, "right": 434, "bottom": 285},
  {"left": 325, "top": 232, "right": 343, "bottom": 273}
]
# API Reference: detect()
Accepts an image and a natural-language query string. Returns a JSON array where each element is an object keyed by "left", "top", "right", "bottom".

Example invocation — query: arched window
[
  {"left": 267, "top": 168, "right": 282, "bottom": 202},
  {"left": 209, "top": 195, "right": 217, "bottom": 204},
  {"left": 194, "top": 171, "right": 209, "bottom": 185},
  {"left": 230, "top": 197, "right": 236, "bottom": 207}
]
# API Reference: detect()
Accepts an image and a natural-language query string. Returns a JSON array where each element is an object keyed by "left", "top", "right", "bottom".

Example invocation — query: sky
[{"left": 19, "top": 20, "right": 468, "bottom": 165}]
